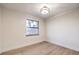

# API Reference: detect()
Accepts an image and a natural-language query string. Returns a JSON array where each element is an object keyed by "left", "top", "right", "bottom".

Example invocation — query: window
[{"left": 25, "top": 19, "right": 39, "bottom": 36}]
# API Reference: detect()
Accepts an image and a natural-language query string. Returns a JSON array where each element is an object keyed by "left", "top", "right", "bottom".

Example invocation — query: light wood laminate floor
[{"left": 1, "top": 41, "right": 79, "bottom": 55}]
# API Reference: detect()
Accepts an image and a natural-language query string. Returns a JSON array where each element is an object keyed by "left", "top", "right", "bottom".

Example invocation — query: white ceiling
[{"left": 1, "top": 3, "right": 79, "bottom": 19}]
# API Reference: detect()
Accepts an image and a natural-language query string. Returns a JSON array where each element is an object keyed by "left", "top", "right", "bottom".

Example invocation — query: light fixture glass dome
[
  {"left": 40, "top": 5, "right": 49, "bottom": 15},
  {"left": 41, "top": 9, "right": 48, "bottom": 14}
]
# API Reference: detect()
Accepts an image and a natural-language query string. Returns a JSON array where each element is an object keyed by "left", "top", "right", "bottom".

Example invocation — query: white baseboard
[
  {"left": 46, "top": 40, "right": 79, "bottom": 52},
  {"left": 1, "top": 40, "right": 45, "bottom": 53}
]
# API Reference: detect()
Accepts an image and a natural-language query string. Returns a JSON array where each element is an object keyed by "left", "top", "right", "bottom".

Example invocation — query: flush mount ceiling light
[{"left": 40, "top": 5, "right": 49, "bottom": 15}]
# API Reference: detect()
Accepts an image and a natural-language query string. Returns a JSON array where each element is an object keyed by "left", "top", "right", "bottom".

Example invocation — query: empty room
[{"left": 0, "top": 3, "right": 79, "bottom": 55}]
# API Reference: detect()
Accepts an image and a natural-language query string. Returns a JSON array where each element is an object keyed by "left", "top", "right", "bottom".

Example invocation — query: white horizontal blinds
[{"left": 26, "top": 19, "right": 39, "bottom": 36}]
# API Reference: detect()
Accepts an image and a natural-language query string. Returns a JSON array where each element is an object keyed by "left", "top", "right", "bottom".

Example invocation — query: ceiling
[{"left": 1, "top": 3, "right": 79, "bottom": 19}]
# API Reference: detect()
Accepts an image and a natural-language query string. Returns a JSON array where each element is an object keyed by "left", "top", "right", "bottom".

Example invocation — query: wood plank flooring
[{"left": 1, "top": 41, "right": 79, "bottom": 55}]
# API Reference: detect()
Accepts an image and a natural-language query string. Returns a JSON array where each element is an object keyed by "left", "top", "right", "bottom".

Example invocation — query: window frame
[{"left": 25, "top": 19, "right": 39, "bottom": 36}]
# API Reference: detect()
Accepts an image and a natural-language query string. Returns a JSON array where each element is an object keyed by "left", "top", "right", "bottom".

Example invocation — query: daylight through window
[{"left": 26, "top": 19, "right": 39, "bottom": 36}]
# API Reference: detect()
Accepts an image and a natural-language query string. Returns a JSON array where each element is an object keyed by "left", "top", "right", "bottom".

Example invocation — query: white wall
[
  {"left": 0, "top": 6, "right": 2, "bottom": 53},
  {"left": 46, "top": 8, "right": 79, "bottom": 51},
  {"left": 2, "top": 8, "right": 46, "bottom": 52}
]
